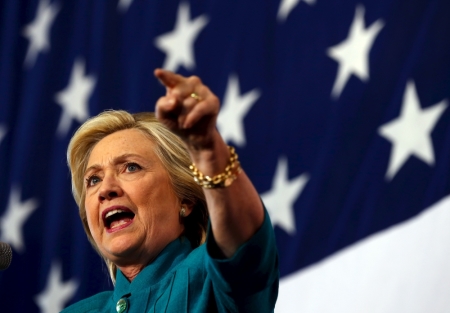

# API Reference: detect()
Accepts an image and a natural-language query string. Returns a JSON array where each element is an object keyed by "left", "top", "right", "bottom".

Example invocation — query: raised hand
[
  {"left": 154, "top": 69, "right": 264, "bottom": 259},
  {"left": 154, "top": 69, "right": 220, "bottom": 150}
]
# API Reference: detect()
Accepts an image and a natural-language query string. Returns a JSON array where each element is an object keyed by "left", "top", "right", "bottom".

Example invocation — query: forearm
[{"left": 187, "top": 131, "right": 264, "bottom": 258}]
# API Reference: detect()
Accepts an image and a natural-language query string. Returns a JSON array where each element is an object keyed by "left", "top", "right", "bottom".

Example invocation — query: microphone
[{"left": 0, "top": 242, "right": 12, "bottom": 270}]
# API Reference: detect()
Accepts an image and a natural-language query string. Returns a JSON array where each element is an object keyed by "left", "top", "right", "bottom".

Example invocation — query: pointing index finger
[{"left": 154, "top": 68, "right": 184, "bottom": 88}]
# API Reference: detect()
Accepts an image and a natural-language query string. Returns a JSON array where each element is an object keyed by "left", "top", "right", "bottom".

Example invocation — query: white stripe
[{"left": 276, "top": 194, "right": 450, "bottom": 313}]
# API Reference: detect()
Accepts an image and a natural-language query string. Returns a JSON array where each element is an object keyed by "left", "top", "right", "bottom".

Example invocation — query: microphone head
[{"left": 0, "top": 242, "right": 12, "bottom": 270}]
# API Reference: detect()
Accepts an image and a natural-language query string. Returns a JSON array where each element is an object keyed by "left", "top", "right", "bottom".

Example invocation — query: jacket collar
[{"left": 113, "top": 236, "right": 193, "bottom": 300}]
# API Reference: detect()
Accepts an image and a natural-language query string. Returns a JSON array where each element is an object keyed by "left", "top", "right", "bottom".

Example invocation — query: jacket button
[{"left": 116, "top": 298, "right": 128, "bottom": 313}]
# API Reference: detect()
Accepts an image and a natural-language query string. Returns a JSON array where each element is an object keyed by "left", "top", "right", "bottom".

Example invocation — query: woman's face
[{"left": 84, "top": 128, "right": 183, "bottom": 267}]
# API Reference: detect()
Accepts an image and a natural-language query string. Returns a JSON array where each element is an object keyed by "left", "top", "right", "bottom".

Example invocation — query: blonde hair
[{"left": 67, "top": 110, "right": 208, "bottom": 283}]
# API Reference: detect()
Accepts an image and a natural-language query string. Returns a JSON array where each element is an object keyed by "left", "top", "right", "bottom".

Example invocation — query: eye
[
  {"left": 86, "top": 175, "right": 101, "bottom": 187},
  {"left": 125, "top": 162, "right": 141, "bottom": 172}
]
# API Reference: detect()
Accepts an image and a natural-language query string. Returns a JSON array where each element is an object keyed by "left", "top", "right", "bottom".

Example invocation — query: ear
[{"left": 181, "top": 199, "right": 194, "bottom": 217}]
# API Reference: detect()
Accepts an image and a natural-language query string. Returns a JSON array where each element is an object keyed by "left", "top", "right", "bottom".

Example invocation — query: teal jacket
[{"left": 62, "top": 210, "right": 279, "bottom": 312}]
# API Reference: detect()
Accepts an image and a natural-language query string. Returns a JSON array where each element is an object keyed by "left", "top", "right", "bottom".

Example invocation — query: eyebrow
[{"left": 84, "top": 153, "right": 146, "bottom": 177}]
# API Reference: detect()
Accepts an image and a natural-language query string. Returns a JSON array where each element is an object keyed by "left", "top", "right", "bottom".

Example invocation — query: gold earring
[{"left": 180, "top": 206, "right": 186, "bottom": 218}]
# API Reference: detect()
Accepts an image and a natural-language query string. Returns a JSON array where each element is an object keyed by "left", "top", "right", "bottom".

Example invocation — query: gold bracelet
[{"left": 189, "top": 146, "right": 242, "bottom": 189}]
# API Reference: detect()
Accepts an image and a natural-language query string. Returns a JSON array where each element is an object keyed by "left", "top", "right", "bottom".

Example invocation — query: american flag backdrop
[{"left": 0, "top": 0, "right": 449, "bottom": 312}]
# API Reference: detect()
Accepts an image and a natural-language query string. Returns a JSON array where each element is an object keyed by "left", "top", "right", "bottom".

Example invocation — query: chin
[{"left": 102, "top": 238, "right": 140, "bottom": 260}]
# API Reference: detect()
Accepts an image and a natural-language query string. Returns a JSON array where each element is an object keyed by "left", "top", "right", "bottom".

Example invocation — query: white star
[
  {"left": 35, "top": 261, "right": 79, "bottom": 313},
  {"left": 0, "top": 186, "right": 39, "bottom": 253},
  {"left": 277, "top": 0, "right": 316, "bottom": 22},
  {"left": 0, "top": 125, "right": 7, "bottom": 145},
  {"left": 117, "top": 0, "right": 133, "bottom": 12},
  {"left": 261, "top": 157, "right": 309, "bottom": 235},
  {"left": 216, "top": 75, "right": 261, "bottom": 147},
  {"left": 378, "top": 81, "right": 447, "bottom": 180},
  {"left": 154, "top": 2, "right": 209, "bottom": 72},
  {"left": 22, "top": 0, "right": 60, "bottom": 68},
  {"left": 55, "top": 59, "right": 96, "bottom": 137},
  {"left": 327, "top": 5, "right": 384, "bottom": 99}
]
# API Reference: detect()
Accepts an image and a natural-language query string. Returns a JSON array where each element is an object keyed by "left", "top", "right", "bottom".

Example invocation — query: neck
[{"left": 118, "top": 264, "right": 146, "bottom": 282}]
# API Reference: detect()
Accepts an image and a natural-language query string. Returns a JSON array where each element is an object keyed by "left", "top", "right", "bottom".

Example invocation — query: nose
[{"left": 98, "top": 175, "right": 123, "bottom": 202}]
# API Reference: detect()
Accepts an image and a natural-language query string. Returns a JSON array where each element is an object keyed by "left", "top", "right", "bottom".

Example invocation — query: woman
[{"left": 62, "top": 69, "right": 279, "bottom": 312}]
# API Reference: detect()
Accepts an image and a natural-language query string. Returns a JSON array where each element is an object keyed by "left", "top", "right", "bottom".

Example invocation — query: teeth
[
  {"left": 110, "top": 219, "right": 128, "bottom": 229},
  {"left": 105, "top": 209, "right": 126, "bottom": 219}
]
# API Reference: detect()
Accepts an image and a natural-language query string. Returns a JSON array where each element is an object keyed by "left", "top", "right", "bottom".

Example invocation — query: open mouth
[{"left": 103, "top": 207, "right": 135, "bottom": 232}]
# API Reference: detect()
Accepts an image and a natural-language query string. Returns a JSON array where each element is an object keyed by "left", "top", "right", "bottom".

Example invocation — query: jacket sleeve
[{"left": 205, "top": 206, "right": 279, "bottom": 313}]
